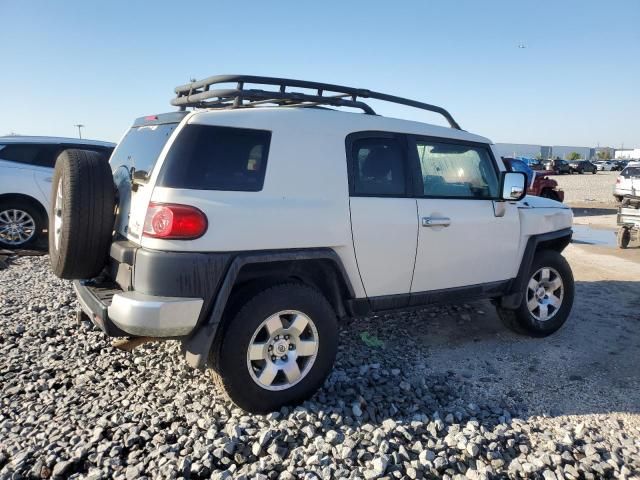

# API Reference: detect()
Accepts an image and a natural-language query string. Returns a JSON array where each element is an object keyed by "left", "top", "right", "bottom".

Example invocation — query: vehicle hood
[{"left": 518, "top": 195, "right": 570, "bottom": 209}]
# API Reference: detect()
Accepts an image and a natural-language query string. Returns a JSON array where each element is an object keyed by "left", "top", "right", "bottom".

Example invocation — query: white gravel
[
  {"left": 1, "top": 251, "right": 639, "bottom": 479},
  {"left": 551, "top": 171, "right": 619, "bottom": 205}
]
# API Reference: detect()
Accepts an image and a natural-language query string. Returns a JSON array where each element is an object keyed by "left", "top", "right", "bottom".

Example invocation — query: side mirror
[{"left": 501, "top": 171, "right": 527, "bottom": 201}]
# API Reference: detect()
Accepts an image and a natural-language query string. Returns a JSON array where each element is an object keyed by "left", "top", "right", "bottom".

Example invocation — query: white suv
[
  {"left": 48, "top": 75, "right": 574, "bottom": 412},
  {"left": 0, "top": 136, "right": 114, "bottom": 248},
  {"left": 614, "top": 162, "right": 640, "bottom": 201}
]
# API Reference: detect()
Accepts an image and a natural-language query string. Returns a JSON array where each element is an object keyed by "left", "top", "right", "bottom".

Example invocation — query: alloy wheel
[
  {"left": 0, "top": 209, "right": 36, "bottom": 246},
  {"left": 246, "top": 310, "right": 319, "bottom": 391},
  {"left": 526, "top": 267, "right": 564, "bottom": 321}
]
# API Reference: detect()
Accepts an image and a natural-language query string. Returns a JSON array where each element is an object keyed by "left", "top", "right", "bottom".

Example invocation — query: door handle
[{"left": 422, "top": 217, "right": 451, "bottom": 227}]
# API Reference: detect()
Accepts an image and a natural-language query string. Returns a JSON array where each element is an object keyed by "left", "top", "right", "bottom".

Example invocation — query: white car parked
[
  {"left": 0, "top": 136, "right": 114, "bottom": 248},
  {"left": 48, "top": 75, "right": 574, "bottom": 412},
  {"left": 614, "top": 163, "right": 640, "bottom": 201},
  {"left": 596, "top": 160, "right": 615, "bottom": 171}
]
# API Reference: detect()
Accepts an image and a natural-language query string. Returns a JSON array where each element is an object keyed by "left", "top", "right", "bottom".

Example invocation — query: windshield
[{"left": 109, "top": 123, "right": 178, "bottom": 176}]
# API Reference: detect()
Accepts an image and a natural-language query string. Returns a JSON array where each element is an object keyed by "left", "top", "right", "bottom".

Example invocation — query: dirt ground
[{"left": 401, "top": 222, "right": 640, "bottom": 419}]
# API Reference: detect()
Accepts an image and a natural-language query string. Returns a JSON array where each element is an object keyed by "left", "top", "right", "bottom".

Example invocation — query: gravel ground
[
  {"left": 551, "top": 171, "right": 619, "bottom": 206},
  {"left": 1, "top": 248, "right": 639, "bottom": 480}
]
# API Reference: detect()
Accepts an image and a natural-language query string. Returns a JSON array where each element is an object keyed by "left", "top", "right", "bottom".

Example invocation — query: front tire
[
  {"left": 497, "top": 250, "right": 574, "bottom": 337},
  {"left": 212, "top": 283, "right": 338, "bottom": 413}
]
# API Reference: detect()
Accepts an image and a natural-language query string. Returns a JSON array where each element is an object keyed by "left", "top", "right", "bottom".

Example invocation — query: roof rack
[{"left": 171, "top": 74, "right": 461, "bottom": 130}]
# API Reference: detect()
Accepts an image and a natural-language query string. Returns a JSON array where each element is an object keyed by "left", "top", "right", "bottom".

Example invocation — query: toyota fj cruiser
[{"left": 49, "top": 75, "right": 574, "bottom": 412}]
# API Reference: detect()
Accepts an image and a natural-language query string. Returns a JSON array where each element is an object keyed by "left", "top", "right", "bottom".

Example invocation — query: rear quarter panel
[{"left": 142, "top": 112, "right": 366, "bottom": 297}]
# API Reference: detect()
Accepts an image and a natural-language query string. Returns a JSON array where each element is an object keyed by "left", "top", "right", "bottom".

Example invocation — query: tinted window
[
  {"left": 415, "top": 141, "right": 499, "bottom": 198},
  {"left": 621, "top": 167, "right": 640, "bottom": 177},
  {"left": 0, "top": 144, "right": 43, "bottom": 164},
  {"left": 351, "top": 137, "right": 407, "bottom": 196},
  {"left": 158, "top": 125, "right": 271, "bottom": 191},
  {"left": 110, "top": 123, "right": 178, "bottom": 176}
]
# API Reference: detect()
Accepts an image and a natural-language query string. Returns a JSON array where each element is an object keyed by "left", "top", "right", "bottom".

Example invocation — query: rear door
[
  {"left": 108, "top": 114, "right": 185, "bottom": 243},
  {"left": 347, "top": 133, "right": 418, "bottom": 303},
  {"left": 410, "top": 137, "right": 520, "bottom": 293}
]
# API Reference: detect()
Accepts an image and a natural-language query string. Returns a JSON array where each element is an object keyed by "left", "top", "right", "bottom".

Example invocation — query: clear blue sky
[{"left": 1, "top": 0, "right": 638, "bottom": 148}]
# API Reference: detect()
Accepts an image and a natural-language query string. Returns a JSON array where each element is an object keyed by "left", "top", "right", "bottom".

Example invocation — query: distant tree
[
  {"left": 567, "top": 152, "right": 582, "bottom": 161},
  {"left": 597, "top": 150, "right": 612, "bottom": 160},
  {"left": 535, "top": 153, "right": 543, "bottom": 160}
]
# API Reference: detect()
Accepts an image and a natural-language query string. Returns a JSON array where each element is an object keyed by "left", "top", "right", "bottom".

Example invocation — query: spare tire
[{"left": 49, "top": 149, "right": 116, "bottom": 279}]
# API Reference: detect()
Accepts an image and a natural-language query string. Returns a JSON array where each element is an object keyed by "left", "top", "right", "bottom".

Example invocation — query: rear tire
[
  {"left": 614, "top": 195, "right": 624, "bottom": 203},
  {"left": 0, "top": 200, "right": 45, "bottom": 249},
  {"left": 49, "top": 149, "right": 115, "bottom": 279},
  {"left": 497, "top": 250, "right": 574, "bottom": 337},
  {"left": 617, "top": 227, "right": 630, "bottom": 249},
  {"left": 211, "top": 283, "right": 338, "bottom": 413}
]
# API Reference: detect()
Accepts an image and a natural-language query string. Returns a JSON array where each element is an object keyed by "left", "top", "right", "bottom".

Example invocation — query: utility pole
[{"left": 74, "top": 124, "right": 85, "bottom": 139}]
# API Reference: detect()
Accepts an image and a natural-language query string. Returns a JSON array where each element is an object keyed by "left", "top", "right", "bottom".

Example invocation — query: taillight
[
  {"left": 616, "top": 178, "right": 621, "bottom": 184},
  {"left": 143, "top": 203, "right": 208, "bottom": 239}
]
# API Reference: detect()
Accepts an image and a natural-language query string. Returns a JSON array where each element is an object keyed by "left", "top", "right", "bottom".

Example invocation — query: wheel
[
  {"left": 49, "top": 149, "right": 115, "bottom": 279},
  {"left": 592, "top": 168, "right": 596, "bottom": 174},
  {"left": 614, "top": 195, "right": 624, "bottom": 203},
  {"left": 211, "top": 283, "right": 338, "bottom": 413},
  {"left": 578, "top": 169, "right": 583, "bottom": 174},
  {"left": 617, "top": 227, "right": 631, "bottom": 249},
  {"left": 497, "top": 250, "right": 574, "bottom": 337},
  {"left": 0, "top": 200, "right": 45, "bottom": 249}
]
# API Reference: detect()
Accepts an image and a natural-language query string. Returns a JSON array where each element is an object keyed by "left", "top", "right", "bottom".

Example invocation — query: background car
[
  {"left": 614, "top": 164, "right": 640, "bottom": 202},
  {"left": 596, "top": 160, "right": 615, "bottom": 171},
  {"left": 503, "top": 158, "right": 564, "bottom": 201},
  {"left": 568, "top": 160, "right": 597, "bottom": 174},
  {"left": 612, "top": 160, "right": 628, "bottom": 171},
  {"left": 0, "top": 136, "right": 115, "bottom": 248},
  {"left": 544, "top": 158, "right": 572, "bottom": 174}
]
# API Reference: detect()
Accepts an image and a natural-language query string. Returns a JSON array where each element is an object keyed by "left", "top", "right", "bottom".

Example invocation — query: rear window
[
  {"left": 109, "top": 123, "right": 178, "bottom": 176},
  {"left": 157, "top": 124, "right": 271, "bottom": 192}
]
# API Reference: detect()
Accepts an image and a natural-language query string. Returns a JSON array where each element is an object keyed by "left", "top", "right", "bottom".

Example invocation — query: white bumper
[{"left": 107, "top": 291, "right": 203, "bottom": 337}]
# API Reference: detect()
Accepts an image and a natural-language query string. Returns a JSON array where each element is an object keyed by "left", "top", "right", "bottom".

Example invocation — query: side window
[
  {"left": 415, "top": 140, "right": 499, "bottom": 199},
  {"left": 158, "top": 124, "right": 271, "bottom": 191},
  {"left": 351, "top": 137, "right": 407, "bottom": 196},
  {"left": 0, "top": 144, "right": 43, "bottom": 165}
]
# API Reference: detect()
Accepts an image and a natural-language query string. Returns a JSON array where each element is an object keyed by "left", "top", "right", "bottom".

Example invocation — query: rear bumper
[{"left": 74, "top": 280, "right": 203, "bottom": 337}]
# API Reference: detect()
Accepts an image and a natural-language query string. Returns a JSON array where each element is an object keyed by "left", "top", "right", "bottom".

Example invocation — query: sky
[{"left": 0, "top": 0, "right": 638, "bottom": 148}]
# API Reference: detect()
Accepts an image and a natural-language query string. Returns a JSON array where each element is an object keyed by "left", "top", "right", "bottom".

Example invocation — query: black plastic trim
[
  {"left": 500, "top": 228, "right": 573, "bottom": 309},
  {"left": 183, "top": 248, "right": 355, "bottom": 369},
  {"left": 346, "top": 279, "right": 511, "bottom": 316}
]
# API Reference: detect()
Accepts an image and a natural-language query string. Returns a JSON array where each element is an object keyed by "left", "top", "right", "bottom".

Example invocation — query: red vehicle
[
  {"left": 530, "top": 171, "right": 564, "bottom": 201},
  {"left": 503, "top": 158, "right": 564, "bottom": 202}
]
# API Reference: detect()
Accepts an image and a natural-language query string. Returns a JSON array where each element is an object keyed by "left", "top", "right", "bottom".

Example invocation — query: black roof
[{"left": 171, "top": 74, "right": 461, "bottom": 130}]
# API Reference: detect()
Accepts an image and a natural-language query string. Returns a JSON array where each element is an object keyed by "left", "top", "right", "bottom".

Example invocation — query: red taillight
[
  {"left": 616, "top": 178, "right": 621, "bottom": 184},
  {"left": 143, "top": 203, "right": 207, "bottom": 239},
  {"left": 144, "top": 115, "right": 159, "bottom": 121}
]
